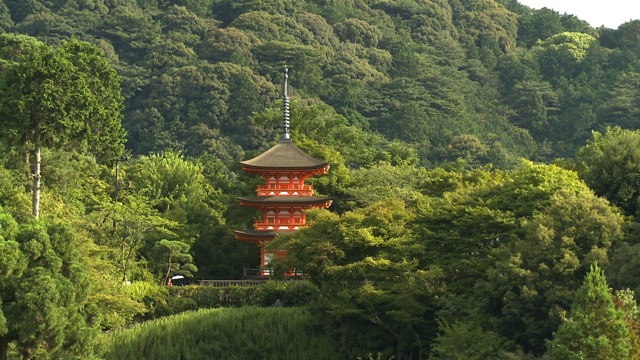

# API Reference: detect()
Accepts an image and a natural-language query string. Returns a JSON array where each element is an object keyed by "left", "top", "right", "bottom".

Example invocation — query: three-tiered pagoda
[{"left": 234, "top": 69, "right": 331, "bottom": 277}]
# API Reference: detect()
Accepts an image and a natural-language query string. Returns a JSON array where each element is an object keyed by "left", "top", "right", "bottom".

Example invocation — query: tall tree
[
  {"left": 546, "top": 263, "right": 632, "bottom": 360},
  {"left": 0, "top": 34, "right": 126, "bottom": 218}
]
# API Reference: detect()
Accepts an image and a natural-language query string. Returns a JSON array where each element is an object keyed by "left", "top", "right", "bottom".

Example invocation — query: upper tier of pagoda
[{"left": 239, "top": 142, "right": 330, "bottom": 196}]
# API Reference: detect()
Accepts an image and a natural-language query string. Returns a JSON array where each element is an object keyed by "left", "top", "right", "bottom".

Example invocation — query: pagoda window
[{"left": 266, "top": 211, "right": 275, "bottom": 223}]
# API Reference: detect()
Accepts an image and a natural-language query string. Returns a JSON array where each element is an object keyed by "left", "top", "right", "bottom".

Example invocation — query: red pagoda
[{"left": 234, "top": 68, "right": 331, "bottom": 277}]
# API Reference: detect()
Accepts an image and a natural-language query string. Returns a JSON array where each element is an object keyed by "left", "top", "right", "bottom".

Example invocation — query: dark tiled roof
[
  {"left": 240, "top": 141, "right": 328, "bottom": 169},
  {"left": 237, "top": 196, "right": 332, "bottom": 205},
  {"left": 233, "top": 229, "right": 292, "bottom": 238}
]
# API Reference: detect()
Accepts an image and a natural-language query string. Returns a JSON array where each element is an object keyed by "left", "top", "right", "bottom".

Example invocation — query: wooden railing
[
  {"left": 256, "top": 184, "right": 314, "bottom": 196},
  {"left": 198, "top": 279, "right": 268, "bottom": 287}
]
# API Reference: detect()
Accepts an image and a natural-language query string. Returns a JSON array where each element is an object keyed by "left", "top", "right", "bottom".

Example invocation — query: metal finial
[{"left": 280, "top": 66, "right": 291, "bottom": 142}]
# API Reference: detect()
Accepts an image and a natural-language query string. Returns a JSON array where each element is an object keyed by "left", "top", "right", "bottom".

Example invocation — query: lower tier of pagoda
[{"left": 233, "top": 197, "right": 332, "bottom": 278}]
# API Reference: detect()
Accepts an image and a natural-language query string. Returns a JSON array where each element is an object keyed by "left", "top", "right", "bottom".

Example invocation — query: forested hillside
[
  {"left": 1, "top": 0, "right": 640, "bottom": 359},
  {"left": 1, "top": 0, "right": 639, "bottom": 165}
]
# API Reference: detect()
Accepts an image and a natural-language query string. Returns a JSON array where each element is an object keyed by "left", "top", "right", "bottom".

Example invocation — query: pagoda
[{"left": 234, "top": 68, "right": 332, "bottom": 277}]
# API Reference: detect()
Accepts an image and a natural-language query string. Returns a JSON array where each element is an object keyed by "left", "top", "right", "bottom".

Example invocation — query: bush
[
  {"left": 254, "top": 280, "right": 321, "bottom": 307},
  {"left": 100, "top": 307, "right": 341, "bottom": 360},
  {"left": 164, "top": 281, "right": 320, "bottom": 314}
]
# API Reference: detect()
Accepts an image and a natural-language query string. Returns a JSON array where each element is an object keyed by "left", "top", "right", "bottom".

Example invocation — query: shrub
[{"left": 100, "top": 307, "right": 341, "bottom": 360}]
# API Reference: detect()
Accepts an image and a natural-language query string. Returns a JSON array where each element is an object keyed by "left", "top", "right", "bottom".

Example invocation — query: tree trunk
[
  {"left": 121, "top": 234, "right": 128, "bottom": 284},
  {"left": 23, "top": 131, "right": 30, "bottom": 181},
  {"left": 122, "top": 232, "right": 142, "bottom": 284},
  {"left": 0, "top": 336, "right": 9, "bottom": 360},
  {"left": 164, "top": 252, "right": 173, "bottom": 285},
  {"left": 32, "top": 125, "right": 41, "bottom": 218}
]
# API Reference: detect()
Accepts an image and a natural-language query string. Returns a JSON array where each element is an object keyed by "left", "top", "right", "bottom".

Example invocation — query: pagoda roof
[
  {"left": 240, "top": 141, "right": 328, "bottom": 170},
  {"left": 237, "top": 195, "right": 332, "bottom": 206},
  {"left": 233, "top": 229, "right": 293, "bottom": 238}
]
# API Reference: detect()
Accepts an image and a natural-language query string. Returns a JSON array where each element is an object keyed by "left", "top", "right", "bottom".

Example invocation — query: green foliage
[
  {"left": 150, "top": 239, "right": 197, "bottom": 285},
  {"left": 334, "top": 18, "right": 383, "bottom": 47},
  {"left": 600, "top": 72, "right": 640, "bottom": 129},
  {"left": 576, "top": 127, "right": 640, "bottom": 216},
  {"left": 0, "top": 34, "right": 125, "bottom": 162},
  {"left": 454, "top": 0, "right": 519, "bottom": 52},
  {"left": 0, "top": 34, "right": 125, "bottom": 218},
  {"left": 1, "top": 215, "right": 97, "bottom": 359},
  {"left": 437, "top": 134, "right": 490, "bottom": 167},
  {"left": 167, "top": 281, "right": 320, "bottom": 310},
  {"left": 0, "top": 162, "right": 30, "bottom": 220},
  {"left": 271, "top": 199, "right": 445, "bottom": 358},
  {"left": 411, "top": 162, "right": 625, "bottom": 356},
  {"left": 430, "top": 322, "right": 511, "bottom": 359},
  {"left": 89, "top": 281, "right": 322, "bottom": 322},
  {"left": 517, "top": 7, "right": 565, "bottom": 48},
  {"left": 39, "top": 148, "right": 113, "bottom": 215},
  {"left": 507, "top": 80, "right": 558, "bottom": 139},
  {"left": 126, "top": 151, "right": 225, "bottom": 226},
  {"left": 343, "top": 162, "right": 426, "bottom": 208},
  {"left": 535, "top": 32, "right": 598, "bottom": 79},
  {"left": 121, "top": 281, "right": 171, "bottom": 318},
  {"left": 545, "top": 263, "right": 632, "bottom": 360},
  {"left": 101, "top": 307, "right": 339, "bottom": 360},
  {"left": 1, "top": 2, "right": 640, "bottom": 359},
  {"left": 100, "top": 5, "right": 162, "bottom": 62},
  {"left": 0, "top": 0, "right": 634, "bottom": 171},
  {"left": 607, "top": 240, "right": 640, "bottom": 299},
  {"left": 476, "top": 188, "right": 624, "bottom": 354}
]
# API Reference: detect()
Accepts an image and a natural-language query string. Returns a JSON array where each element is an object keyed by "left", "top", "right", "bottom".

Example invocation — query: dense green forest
[{"left": 0, "top": 0, "right": 640, "bottom": 358}]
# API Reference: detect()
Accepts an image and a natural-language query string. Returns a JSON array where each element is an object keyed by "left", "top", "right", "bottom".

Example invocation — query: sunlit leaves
[
  {"left": 2, "top": 218, "right": 95, "bottom": 358},
  {"left": 576, "top": 127, "right": 640, "bottom": 215},
  {"left": 546, "top": 263, "right": 632, "bottom": 360}
]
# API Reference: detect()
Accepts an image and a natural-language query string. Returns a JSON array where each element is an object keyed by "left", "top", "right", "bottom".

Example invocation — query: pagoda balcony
[
  {"left": 253, "top": 225, "right": 300, "bottom": 231},
  {"left": 253, "top": 220, "right": 304, "bottom": 230},
  {"left": 256, "top": 184, "right": 315, "bottom": 196}
]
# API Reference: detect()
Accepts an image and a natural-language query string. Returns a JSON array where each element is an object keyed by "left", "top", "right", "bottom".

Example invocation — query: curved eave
[
  {"left": 237, "top": 196, "right": 332, "bottom": 208},
  {"left": 234, "top": 229, "right": 293, "bottom": 244},
  {"left": 240, "top": 164, "right": 329, "bottom": 174},
  {"left": 234, "top": 229, "right": 292, "bottom": 238}
]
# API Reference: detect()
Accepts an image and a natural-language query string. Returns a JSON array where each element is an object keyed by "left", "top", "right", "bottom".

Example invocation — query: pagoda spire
[{"left": 280, "top": 66, "right": 292, "bottom": 143}]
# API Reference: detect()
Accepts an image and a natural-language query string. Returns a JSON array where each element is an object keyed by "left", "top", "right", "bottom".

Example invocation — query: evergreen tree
[
  {"left": 0, "top": 213, "right": 96, "bottom": 359},
  {"left": 545, "top": 263, "right": 631, "bottom": 360},
  {"left": 0, "top": 34, "right": 126, "bottom": 218}
]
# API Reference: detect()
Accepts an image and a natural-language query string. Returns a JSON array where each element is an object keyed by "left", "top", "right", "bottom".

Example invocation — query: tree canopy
[{"left": 0, "top": 1, "right": 640, "bottom": 359}]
